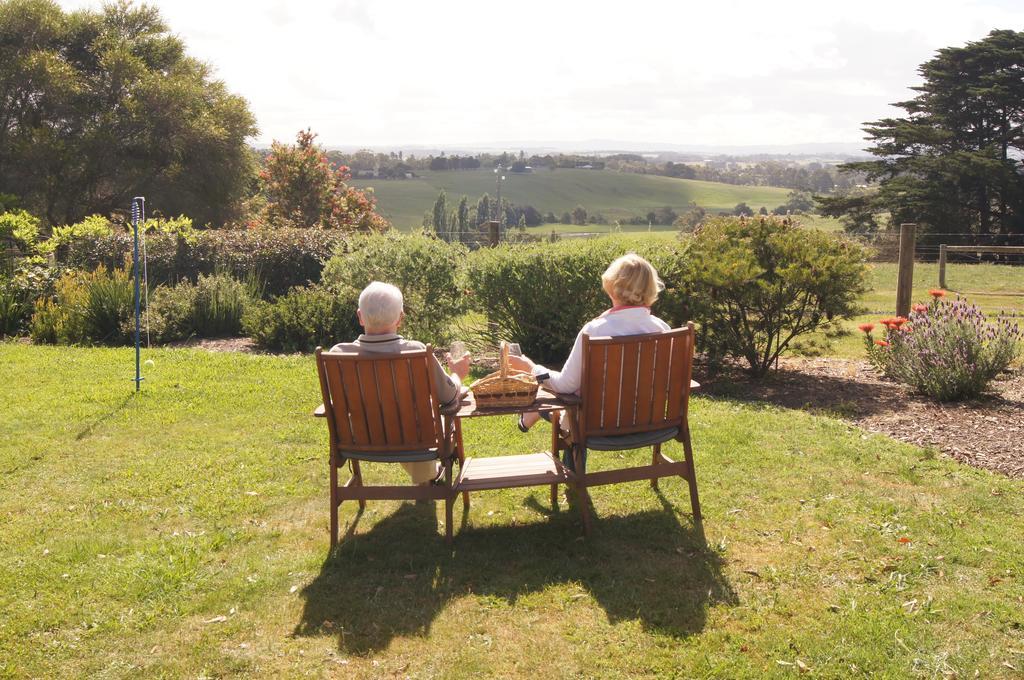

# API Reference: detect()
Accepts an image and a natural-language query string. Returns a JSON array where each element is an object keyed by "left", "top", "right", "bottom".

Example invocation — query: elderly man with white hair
[{"left": 330, "top": 281, "right": 471, "bottom": 485}]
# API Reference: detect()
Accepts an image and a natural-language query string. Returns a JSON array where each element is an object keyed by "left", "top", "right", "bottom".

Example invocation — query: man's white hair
[{"left": 358, "top": 281, "right": 404, "bottom": 330}]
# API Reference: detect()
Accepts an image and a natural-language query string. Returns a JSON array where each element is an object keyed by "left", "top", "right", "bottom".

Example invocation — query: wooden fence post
[
  {"left": 487, "top": 220, "right": 500, "bottom": 247},
  {"left": 896, "top": 222, "right": 916, "bottom": 317},
  {"left": 938, "top": 244, "right": 947, "bottom": 289}
]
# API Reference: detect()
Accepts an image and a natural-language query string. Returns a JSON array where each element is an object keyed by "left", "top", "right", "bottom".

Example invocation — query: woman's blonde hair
[{"left": 601, "top": 253, "right": 664, "bottom": 307}]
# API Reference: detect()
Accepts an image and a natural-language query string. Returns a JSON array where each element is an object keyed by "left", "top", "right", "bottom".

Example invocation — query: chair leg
[
  {"left": 573, "top": 445, "right": 593, "bottom": 535},
  {"left": 444, "top": 460, "right": 454, "bottom": 544},
  {"left": 351, "top": 459, "right": 367, "bottom": 511},
  {"left": 329, "top": 456, "right": 339, "bottom": 547},
  {"left": 456, "top": 420, "right": 470, "bottom": 509},
  {"left": 550, "top": 483, "right": 558, "bottom": 509},
  {"left": 681, "top": 425, "right": 702, "bottom": 523},
  {"left": 650, "top": 444, "right": 661, "bottom": 490}
]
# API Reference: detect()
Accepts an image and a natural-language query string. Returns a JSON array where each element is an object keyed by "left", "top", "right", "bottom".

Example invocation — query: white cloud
[{"left": 56, "top": 0, "right": 1024, "bottom": 148}]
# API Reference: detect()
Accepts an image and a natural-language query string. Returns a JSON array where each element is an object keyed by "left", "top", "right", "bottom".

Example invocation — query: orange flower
[
  {"left": 928, "top": 289, "right": 946, "bottom": 298},
  {"left": 874, "top": 339, "right": 889, "bottom": 347},
  {"left": 912, "top": 304, "right": 928, "bottom": 314},
  {"left": 891, "top": 316, "right": 908, "bottom": 328},
  {"left": 858, "top": 323, "right": 875, "bottom": 333}
]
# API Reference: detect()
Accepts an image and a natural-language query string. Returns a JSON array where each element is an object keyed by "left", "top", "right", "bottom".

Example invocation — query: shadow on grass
[
  {"left": 294, "top": 498, "right": 734, "bottom": 654},
  {"left": 75, "top": 393, "right": 135, "bottom": 440}
]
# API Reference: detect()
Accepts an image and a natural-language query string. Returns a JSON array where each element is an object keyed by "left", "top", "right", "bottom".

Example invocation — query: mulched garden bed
[{"left": 701, "top": 357, "right": 1024, "bottom": 478}]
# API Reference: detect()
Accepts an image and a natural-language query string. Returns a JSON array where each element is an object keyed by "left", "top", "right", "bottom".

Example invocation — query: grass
[
  {"left": 2, "top": 343, "right": 1024, "bottom": 677},
  {"left": 353, "top": 169, "right": 791, "bottom": 230}
]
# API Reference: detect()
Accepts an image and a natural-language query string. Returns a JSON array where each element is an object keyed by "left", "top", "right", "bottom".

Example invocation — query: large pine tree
[{"left": 830, "top": 30, "right": 1024, "bottom": 244}]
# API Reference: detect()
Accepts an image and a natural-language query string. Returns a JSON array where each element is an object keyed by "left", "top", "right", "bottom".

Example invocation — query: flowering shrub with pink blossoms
[{"left": 862, "top": 292, "right": 1021, "bottom": 401}]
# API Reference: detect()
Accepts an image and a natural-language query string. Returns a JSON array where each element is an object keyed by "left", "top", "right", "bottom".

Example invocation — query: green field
[
  {"left": 353, "top": 169, "right": 791, "bottom": 230},
  {"left": 2, "top": 344, "right": 1024, "bottom": 677}
]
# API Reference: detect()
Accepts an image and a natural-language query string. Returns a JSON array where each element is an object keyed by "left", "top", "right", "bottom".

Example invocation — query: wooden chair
[
  {"left": 562, "top": 323, "right": 702, "bottom": 534},
  {"left": 314, "top": 347, "right": 466, "bottom": 546}
]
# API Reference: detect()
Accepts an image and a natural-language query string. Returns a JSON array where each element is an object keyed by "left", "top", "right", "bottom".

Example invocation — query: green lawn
[
  {"left": 2, "top": 343, "right": 1023, "bottom": 677},
  {"left": 353, "top": 169, "right": 790, "bottom": 230}
]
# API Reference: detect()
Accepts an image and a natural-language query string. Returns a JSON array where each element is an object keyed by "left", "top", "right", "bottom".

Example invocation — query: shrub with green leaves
[
  {"left": 30, "top": 266, "right": 133, "bottom": 345},
  {"left": 243, "top": 285, "right": 361, "bottom": 353},
  {"left": 668, "top": 216, "right": 868, "bottom": 376},
  {"left": 464, "top": 236, "right": 686, "bottom": 365},
  {"left": 0, "top": 210, "right": 41, "bottom": 254},
  {"left": 321, "top": 234, "right": 465, "bottom": 346},
  {"left": 862, "top": 296, "right": 1021, "bottom": 401},
  {"left": 0, "top": 263, "right": 57, "bottom": 336},
  {"left": 63, "top": 228, "right": 345, "bottom": 296},
  {"left": 149, "top": 273, "right": 255, "bottom": 341}
]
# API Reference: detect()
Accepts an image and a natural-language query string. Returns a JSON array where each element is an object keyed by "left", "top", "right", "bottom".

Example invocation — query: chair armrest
[
  {"left": 313, "top": 403, "right": 326, "bottom": 418},
  {"left": 553, "top": 392, "right": 581, "bottom": 406}
]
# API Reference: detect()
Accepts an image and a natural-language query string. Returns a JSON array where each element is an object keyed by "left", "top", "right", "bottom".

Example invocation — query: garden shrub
[
  {"left": 0, "top": 210, "right": 41, "bottom": 254},
  {"left": 149, "top": 273, "right": 256, "bottom": 341},
  {"left": 464, "top": 236, "right": 686, "bottom": 365},
  {"left": 30, "top": 266, "right": 133, "bottom": 345},
  {"left": 243, "top": 285, "right": 361, "bottom": 353},
  {"left": 321, "top": 234, "right": 465, "bottom": 346},
  {"left": 666, "top": 216, "right": 868, "bottom": 376},
  {"left": 62, "top": 228, "right": 345, "bottom": 296},
  {"left": 0, "top": 263, "right": 57, "bottom": 336},
  {"left": 862, "top": 294, "right": 1021, "bottom": 401}
]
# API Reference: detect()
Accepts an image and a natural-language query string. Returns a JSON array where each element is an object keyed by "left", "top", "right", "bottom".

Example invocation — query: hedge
[{"left": 61, "top": 228, "right": 346, "bottom": 296}]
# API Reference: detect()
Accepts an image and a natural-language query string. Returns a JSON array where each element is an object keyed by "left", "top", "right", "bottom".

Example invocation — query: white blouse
[{"left": 531, "top": 307, "right": 671, "bottom": 394}]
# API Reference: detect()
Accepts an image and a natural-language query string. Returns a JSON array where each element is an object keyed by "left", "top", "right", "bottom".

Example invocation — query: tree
[
  {"left": 432, "top": 190, "right": 448, "bottom": 240},
  {"left": 476, "top": 194, "right": 491, "bottom": 225},
  {"left": 838, "top": 30, "right": 1024, "bottom": 243},
  {"left": 455, "top": 196, "right": 470, "bottom": 242},
  {"left": 0, "top": 0, "right": 258, "bottom": 227},
  {"left": 260, "top": 129, "right": 388, "bottom": 231},
  {"left": 733, "top": 202, "right": 754, "bottom": 217},
  {"left": 571, "top": 205, "right": 588, "bottom": 226}
]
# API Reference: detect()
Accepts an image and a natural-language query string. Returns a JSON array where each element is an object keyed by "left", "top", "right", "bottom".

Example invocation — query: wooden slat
[
  {"left": 339, "top": 363, "right": 370, "bottom": 445},
  {"left": 634, "top": 339, "right": 656, "bottom": 426},
  {"left": 325, "top": 362, "right": 354, "bottom": 445},
  {"left": 649, "top": 336, "right": 671, "bottom": 425},
  {"left": 584, "top": 344, "right": 606, "bottom": 432},
  {"left": 455, "top": 453, "right": 571, "bottom": 491},
  {"left": 375, "top": 360, "right": 403, "bottom": 446},
  {"left": 356, "top": 361, "right": 387, "bottom": 445},
  {"left": 603, "top": 343, "right": 624, "bottom": 429},
  {"left": 666, "top": 335, "right": 688, "bottom": 421},
  {"left": 582, "top": 461, "right": 688, "bottom": 487},
  {"left": 410, "top": 354, "right": 438, "bottom": 442},
  {"left": 393, "top": 358, "right": 421, "bottom": 445},
  {"left": 619, "top": 341, "right": 640, "bottom": 428},
  {"left": 338, "top": 485, "right": 451, "bottom": 501}
]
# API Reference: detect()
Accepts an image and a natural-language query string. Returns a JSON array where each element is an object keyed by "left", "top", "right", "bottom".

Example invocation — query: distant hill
[{"left": 351, "top": 169, "right": 792, "bottom": 230}]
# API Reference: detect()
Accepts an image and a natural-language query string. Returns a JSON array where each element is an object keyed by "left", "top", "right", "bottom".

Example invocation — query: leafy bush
[
  {"left": 667, "top": 216, "right": 868, "bottom": 376},
  {"left": 62, "top": 228, "right": 345, "bottom": 296},
  {"left": 321, "top": 234, "right": 465, "bottom": 346},
  {"left": 0, "top": 263, "right": 58, "bottom": 336},
  {"left": 149, "top": 273, "right": 256, "bottom": 341},
  {"left": 41, "top": 215, "right": 115, "bottom": 256},
  {"left": 862, "top": 295, "right": 1021, "bottom": 401},
  {"left": 243, "top": 285, "right": 361, "bottom": 353},
  {"left": 30, "top": 266, "right": 133, "bottom": 345},
  {"left": 0, "top": 210, "right": 41, "bottom": 254},
  {"left": 464, "top": 236, "right": 686, "bottom": 365}
]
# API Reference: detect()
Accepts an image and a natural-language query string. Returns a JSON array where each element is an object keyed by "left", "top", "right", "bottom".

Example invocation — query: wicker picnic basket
[{"left": 469, "top": 341, "right": 539, "bottom": 408}]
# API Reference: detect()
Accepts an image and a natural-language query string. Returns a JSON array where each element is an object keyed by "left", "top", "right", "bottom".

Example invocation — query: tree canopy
[
  {"left": 824, "top": 30, "right": 1024, "bottom": 242},
  {"left": 0, "top": 0, "right": 258, "bottom": 226}
]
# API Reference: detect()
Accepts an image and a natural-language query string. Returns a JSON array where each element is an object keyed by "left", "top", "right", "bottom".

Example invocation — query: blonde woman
[{"left": 507, "top": 253, "right": 670, "bottom": 433}]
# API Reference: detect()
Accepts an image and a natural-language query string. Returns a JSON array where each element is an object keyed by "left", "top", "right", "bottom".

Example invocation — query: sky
[{"left": 59, "top": 0, "right": 1024, "bottom": 150}]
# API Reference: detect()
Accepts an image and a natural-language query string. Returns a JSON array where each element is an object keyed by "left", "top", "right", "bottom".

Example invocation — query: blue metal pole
[{"left": 132, "top": 197, "right": 144, "bottom": 391}]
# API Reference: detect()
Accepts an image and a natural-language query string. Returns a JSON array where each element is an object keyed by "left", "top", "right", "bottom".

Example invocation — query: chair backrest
[
  {"left": 315, "top": 347, "right": 444, "bottom": 453},
  {"left": 579, "top": 324, "right": 695, "bottom": 438}
]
